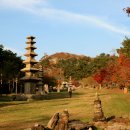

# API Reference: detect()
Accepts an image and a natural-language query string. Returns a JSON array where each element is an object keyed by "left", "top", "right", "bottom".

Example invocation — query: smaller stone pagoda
[
  {"left": 37, "top": 64, "right": 44, "bottom": 93},
  {"left": 93, "top": 93, "right": 106, "bottom": 122},
  {"left": 68, "top": 76, "right": 73, "bottom": 87},
  {"left": 21, "top": 36, "right": 40, "bottom": 94}
]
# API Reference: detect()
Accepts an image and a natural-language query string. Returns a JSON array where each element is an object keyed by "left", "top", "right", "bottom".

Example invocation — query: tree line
[
  {"left": 1, "top": 37, "right": 130, "bottom": 94},
  {"left": 41, "top": 37, "right": 130, "bottom": 89}
]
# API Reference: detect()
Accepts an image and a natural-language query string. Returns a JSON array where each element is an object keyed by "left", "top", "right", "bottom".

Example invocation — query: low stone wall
[{"left": 11, "top": 94, "right": 45, "bottom": 101}]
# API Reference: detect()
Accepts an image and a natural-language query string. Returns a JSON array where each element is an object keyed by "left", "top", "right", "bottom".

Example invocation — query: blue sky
[{"left": 0, "top": 0, "right": 130, "bottom": 60}]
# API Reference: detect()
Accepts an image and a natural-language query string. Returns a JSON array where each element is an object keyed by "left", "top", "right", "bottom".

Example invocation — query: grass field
[{"left": 0, "top": 88, "right": 130, "bottom": 130}]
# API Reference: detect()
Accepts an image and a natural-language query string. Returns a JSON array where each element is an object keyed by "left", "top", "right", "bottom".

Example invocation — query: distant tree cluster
[
  {"left": 41, "top": 51, "right": 115, "bottom": 84},
  {"left": 57, "top": 53, "right": 114, "bottom": 80}
]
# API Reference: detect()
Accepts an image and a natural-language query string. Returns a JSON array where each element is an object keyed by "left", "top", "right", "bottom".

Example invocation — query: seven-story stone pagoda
[{"left": 21, "top": 36, "right": 40, "bottom": 94}]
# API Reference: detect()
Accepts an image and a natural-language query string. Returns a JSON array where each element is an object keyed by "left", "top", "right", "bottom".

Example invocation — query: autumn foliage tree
[
  {"left": 92, "top": 54, "right": 117, "bottom": 87},
  {"left": 114, "top": 53, "right": 130, "bottom": 88},
  {"left": 93, "top": 38, "right": 130, "bottom": 89},
  {"left": 114, "top": 37, "right": 130, "bottom": 88},
  {"left": 93, "top": 69, "right": 108, "bottom": 87}
]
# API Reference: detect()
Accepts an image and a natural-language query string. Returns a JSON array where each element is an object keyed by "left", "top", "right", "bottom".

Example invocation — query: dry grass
[{"left": 0, "top": 88, "right": 130, "bottom": 130}]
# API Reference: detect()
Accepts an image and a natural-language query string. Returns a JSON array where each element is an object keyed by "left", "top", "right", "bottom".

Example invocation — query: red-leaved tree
[{"left": 93, "top": 69, "right": 107, "bottom": 87}]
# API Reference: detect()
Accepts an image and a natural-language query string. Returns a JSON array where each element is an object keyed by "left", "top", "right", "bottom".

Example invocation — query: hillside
[
  {"left": 40, "top": 52, "right": 87, "bottom": 64},
  {"left": 39, "top": 52, "right": 90, "bottom": 85}
]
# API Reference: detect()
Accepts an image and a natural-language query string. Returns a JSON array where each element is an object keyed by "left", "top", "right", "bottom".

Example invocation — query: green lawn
[{"left": 0, "top": 88, "right": 130, "bottom": 130}]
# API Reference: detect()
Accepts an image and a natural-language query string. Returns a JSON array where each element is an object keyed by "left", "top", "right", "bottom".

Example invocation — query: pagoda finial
[{"left": 26, "top": 36, "right": 35, "bottom": 39}]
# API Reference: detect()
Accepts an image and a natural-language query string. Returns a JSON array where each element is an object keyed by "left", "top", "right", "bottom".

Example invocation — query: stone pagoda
[
  {"left": 93, "top": 93, "right": 106, "bottom": 122},
  {"left": 21, "top": 36, "right": 40, "bottom": 94},
  {"left": 68, "top": 76, "right": 73, "bottom": 87},
  {"left": 37, "top": 64, "right": 44, "bottom": 93}
]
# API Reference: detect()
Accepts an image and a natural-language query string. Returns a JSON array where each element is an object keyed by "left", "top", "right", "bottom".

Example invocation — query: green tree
[
  {"left": 0, "top": 45, "right": 24, "bottom": 93},
  {"left": 117, "top": 37, "right": 130, "bottom": 58},
  {"left": 89, "top": 53, "right": 112, "bottom": 74},
  {"left": 40, "top": 58, "right": 50, "bottom": 68},
  {"left": 57, "top": 57, "right": 92, "bottom": 80}
]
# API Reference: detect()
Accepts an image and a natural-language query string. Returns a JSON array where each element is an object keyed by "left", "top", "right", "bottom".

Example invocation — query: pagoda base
[
  {"left": 24, "top": 82, "right": 37, "bottom": 94},
  {"left": 20, "top": 76, "right": 40, "bottom": 94}
]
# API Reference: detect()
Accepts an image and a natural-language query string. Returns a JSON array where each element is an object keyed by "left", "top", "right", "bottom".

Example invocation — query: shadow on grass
[
  {"left": 0, "top": 96, "right": 14, "bottom": 108},
  {"left": 0, "top": 96, "right": 29, "bottom": 108},
  {"left": 0, "top": 103, "right": 16, "bottom": 108},
  {"left": 0, "top": 115, "right": 50, "bottom": 130},
  {"left": 0, "top": 91, "right": 84, "bottom": 107},
  {"left": 0, "top": 101, "right": 30, "bottom": 108},
  {"left": 0, "top": 96, "right": 11, "bottom": 102},
  {"left": 106, "top": 115, "right": 115, "bottom": 122}
]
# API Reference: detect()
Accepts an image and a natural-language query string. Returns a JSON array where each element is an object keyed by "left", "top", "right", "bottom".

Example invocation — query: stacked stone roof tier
[
  {"left": 21, "top": 36, "right": 39, "bottom": 74},
  {"left": 24, "top": 52, "right": 38, "bottom": 56},
  {"left": 25, "top": 45, "right": 37, "bottom": 50},
  {"left": 21, "top": 68, "right": 39, "bottom": 72}
]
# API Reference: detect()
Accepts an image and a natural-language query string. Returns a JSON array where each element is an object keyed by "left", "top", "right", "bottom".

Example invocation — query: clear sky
[{"left": 0, "top": 0, "right": 130, "bottom": 60}]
